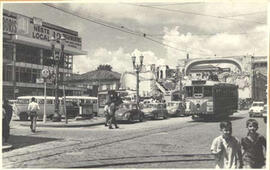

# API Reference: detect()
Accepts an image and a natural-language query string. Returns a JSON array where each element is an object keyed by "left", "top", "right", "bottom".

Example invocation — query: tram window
[
  {"left": 194, "top": 86, "right": 202, "bottom": 93},
  {"left": 185, "top": 87, "right": 193, "bottom": 97},
  {"left": 204, "top": 86, "right": 212, "bottom": 97}
]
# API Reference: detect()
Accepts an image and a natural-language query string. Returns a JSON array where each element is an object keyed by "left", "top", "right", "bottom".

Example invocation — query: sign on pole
[
  {"left": 43, "top": 80, "right": 47, "bottom": 123},
  {"left": 41, "top": 68, "right": 50, "bottom": 78},
  {"left": 41, "top": 68, "right": 49, "bottom": 123}
]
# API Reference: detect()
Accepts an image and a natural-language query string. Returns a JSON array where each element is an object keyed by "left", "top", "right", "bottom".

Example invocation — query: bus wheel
[
  {"left": 139, "top": 113, "right": 144, "bottom": 122},
  {"left": 19, "top": 112, "right": 28, "bottom": 121},
  {"left": 153, "top": 113, "right": 158, "bottom": 120}
]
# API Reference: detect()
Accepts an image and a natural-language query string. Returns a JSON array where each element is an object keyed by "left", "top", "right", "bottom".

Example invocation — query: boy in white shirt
[{"left": 211, "top": 121, "right": 243, "bottom": 169}]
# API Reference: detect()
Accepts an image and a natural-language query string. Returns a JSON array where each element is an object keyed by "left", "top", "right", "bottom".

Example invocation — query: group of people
[
  {"left": 211, "top": 119, "right": 266, "bottom": 169},
  {"left": 103, "top": 92, "right": 123, "bottom": 129}
]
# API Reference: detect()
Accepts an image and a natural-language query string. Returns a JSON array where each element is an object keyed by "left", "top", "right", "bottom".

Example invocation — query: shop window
[
  {"left": 3, "top": 44, "right": 13, "bottom": 60},
  {"left": 16, "top": 44, "right": 41, "bottom": 65}
]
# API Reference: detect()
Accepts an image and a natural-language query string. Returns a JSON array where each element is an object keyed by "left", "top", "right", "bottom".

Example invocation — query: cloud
[
  {"left": 73, "top": 47, "right": 163, "bottom": 74},
  {"left": 162, "top": 25, "right": 267, "bottom": 64}
]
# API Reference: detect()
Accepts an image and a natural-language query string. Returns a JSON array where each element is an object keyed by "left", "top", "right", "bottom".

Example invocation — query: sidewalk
[{"left": 20, "top": 116, "right": 105, "bottom": 128}]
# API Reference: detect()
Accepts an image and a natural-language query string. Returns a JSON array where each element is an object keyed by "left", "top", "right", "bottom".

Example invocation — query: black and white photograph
[{"left": 2, "top": 1, "right": 268, "bottom": 169}]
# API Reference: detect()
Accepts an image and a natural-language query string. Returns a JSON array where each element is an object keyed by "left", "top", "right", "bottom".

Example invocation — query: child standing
[
  {"left": 211, "top": 121, "right": 243, "bottom": 169},
  {"left": 241, "top": 119, "right": 266, "bottom": 168}
]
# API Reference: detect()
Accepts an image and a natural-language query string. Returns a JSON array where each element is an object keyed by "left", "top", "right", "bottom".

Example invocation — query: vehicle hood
[{"left": 249, "top": 106, "right": 263, "bottom": 112}]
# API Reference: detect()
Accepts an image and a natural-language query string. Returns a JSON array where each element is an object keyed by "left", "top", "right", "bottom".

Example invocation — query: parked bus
[
  {"left": 14, "top": 96, "right": 63, "bottom": 121},
  {"left": 64, "top": 96, "right": 98, "bottom": 116},
  {"left": 14, "top": 96, "right": 99, "bottom": 121},
  {"left": 184, "top": 80, "right": 238, "bottom": 120}
]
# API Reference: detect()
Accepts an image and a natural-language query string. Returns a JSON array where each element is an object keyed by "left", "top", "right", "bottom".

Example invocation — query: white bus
[
  {"left": 14, "top": 96, "right": 64, "bottom": 121},
  {"left": 14, "top": 96, "right": 99, "bottom": 121},
  {"left": 64, "top": 96, "right": 99, "bottom": 116}
]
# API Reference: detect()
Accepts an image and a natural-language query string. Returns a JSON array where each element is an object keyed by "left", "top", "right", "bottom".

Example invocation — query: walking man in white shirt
[{"left": 27, "top": 97, "right": 40, "bottom": 132}]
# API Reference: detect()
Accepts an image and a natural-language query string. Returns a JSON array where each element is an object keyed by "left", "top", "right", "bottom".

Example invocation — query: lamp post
[
  {"left": 50, "top": 35, "right": 63, "bottom": 122},
  {"left": 132, "top": 55, "right": 144, "bottom": 107}
]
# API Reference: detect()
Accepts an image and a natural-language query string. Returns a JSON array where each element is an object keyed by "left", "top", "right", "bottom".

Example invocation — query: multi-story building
[{"left": 3, "top": 9, "right": 87, "bottom": 100}]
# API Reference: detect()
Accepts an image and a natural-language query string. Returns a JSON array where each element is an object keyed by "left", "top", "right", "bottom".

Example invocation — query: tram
[{"left": 184, "top": 80, "right": 238, "bottom": 120}]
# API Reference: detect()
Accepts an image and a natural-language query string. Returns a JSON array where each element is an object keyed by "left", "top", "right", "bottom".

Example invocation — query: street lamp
[
  {"left": 50, "top": 35, "right": 61, "bottom": 122},
  {"left": 132, "top": 54, "right": 144, "bottom": 107}
]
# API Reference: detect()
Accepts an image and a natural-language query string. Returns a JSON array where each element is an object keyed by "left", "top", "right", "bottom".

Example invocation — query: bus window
[
  {"left": 194, "top": 86, "right": 202, "bottom": 94},
  {"left": 186, "top": 87, "right": 193, "bottom": 97},
  {"left": 38, "top": 99, "right": 44, "bottom": 104},
  {"left": 204, "top": 86, "right": 212, "bottom": 97},
  {"left": 46, "top": 100, "right": 53, "bottom": 104},
  {"left": 17, "top": 99, "right": 29, "bottom": 104}
]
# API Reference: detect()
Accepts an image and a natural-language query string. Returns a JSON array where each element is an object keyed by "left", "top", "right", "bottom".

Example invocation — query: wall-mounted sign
[
  {"left": 3, "top": 10, "right": 82, "bottom": 50},
  {"left": 33, "top": 17, "right": 42, "bottom": 26},
  {"left": 3, "top": 15, "right": 17, "bottom": 34}
]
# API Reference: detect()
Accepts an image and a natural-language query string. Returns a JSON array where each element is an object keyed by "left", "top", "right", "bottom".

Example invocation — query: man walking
[{"left": 27, "top": 97, "right": 40, "bottom": 132}]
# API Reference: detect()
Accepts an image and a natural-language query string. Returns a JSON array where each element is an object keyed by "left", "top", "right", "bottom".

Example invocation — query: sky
[{"left": 3, "top": 1, "right": 268, "bottom": 74}]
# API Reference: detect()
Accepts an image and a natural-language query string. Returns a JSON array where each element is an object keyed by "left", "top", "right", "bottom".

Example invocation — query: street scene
[{"left": 2, "top": 1, "right": 268, "bottom": 169}]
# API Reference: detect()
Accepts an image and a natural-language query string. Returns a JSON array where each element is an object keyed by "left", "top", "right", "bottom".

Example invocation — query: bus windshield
[{"left": 185, "top": 86, "right": 213, "bottom": 97}]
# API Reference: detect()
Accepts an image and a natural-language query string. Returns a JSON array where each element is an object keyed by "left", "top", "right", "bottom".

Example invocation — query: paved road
[{"left": 3, "top": 110, "right": 266, "bottom": 168}]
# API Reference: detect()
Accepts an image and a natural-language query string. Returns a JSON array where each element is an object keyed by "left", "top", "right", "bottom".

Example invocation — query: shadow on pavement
[
  {"left": 4, "top": 135, "right": 58, "bottom": 152},
  {"left": 187, "top": 116, "right": 245, "bottom": 123}
]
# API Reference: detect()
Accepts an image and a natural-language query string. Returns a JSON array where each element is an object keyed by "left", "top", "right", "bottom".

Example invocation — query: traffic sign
[
  {"left": 41, "top": 68, "right": 50, "bottom": 78},
  {"left": 36, "top": 78, "right": 44, "bottom": 84}
]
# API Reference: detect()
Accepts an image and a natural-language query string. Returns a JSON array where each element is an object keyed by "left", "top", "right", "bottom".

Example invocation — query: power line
[
  {"left": 225, "top": 11, "right": 267, "bottom": 18},
  {"left": 43, "top": 3, "right": 142, "bottom": 37},
  {"left": 122, "top": 3, "right": 266, "bottom": 24},
  {"left": 148, "top": 31, "right": 264, "bottom": 37},
  {"left": 141, "top": 2, "right": 205, "bottom": 7},
  {"left": 43, "top": 3, "right": 209, "bottom": 56}
]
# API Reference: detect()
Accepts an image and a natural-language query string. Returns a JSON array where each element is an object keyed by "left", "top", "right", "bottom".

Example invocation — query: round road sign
[{"left": 41, "top": 69, "right": 50, "bottom": 78}]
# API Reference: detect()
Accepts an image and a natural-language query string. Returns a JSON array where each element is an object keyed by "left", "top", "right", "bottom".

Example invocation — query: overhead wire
[
  {"left": 43, "top": 3, "right": 215, "bottom": 56},
  {"left": 122, "top": 3, "right": 266, "bottom": 25}
]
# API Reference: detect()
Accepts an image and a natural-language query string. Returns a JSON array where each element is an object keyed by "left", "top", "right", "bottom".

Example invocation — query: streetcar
[{"left": 184, "top": 80, "right": 238, "bottom": 120}]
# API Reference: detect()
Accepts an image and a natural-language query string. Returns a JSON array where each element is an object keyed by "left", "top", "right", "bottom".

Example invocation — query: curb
[
  {"left": 19, "top": 119, "right": 105, "bottom": 128},
  {"left": 2, "top": 144, "right": 13, "bottom": 152}
]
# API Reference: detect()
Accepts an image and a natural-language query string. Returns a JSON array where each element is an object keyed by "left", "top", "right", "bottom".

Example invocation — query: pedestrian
[
  {"left": 107, "top": 102, "right": 119, "bottom": 129},
  {"left": 241, "top": 119, "right": 266, "bottom": 168},
  {"left": 210, "top": 121, "right": 243, "bottom": 169},
  {"left": 104, "top": 102, "right": 110, "bottom": 127},
  {"left": 27, "top": 97, "right": 40, "bottom": 132},
  {"left": 2, "top": 106, "right": 10, "bottom": 144},
  {"left": 3, "top": 99, "right": 13, "bottom": 125}
]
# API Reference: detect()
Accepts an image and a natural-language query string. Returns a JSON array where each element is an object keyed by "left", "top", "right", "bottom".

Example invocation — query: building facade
[
  {"left": 3, "top": 9, "right": 87, "bottom": 100},
  {"left": 67, "top": 70, "right": 121, "bottom": 97}
]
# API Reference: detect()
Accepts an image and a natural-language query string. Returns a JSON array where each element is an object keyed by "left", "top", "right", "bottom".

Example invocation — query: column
[{"left": 12, "top": 43, "right": 16, "bottom": 99}]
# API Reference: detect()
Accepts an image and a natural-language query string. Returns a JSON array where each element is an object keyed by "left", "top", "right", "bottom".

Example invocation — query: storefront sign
[
  {"left": 33, "top": 25, "right": 50, "bottom": 41},
  {"left": 32, "top": 25, "right": 82, "bottom": 49},
  {"left": 3, "top": 15, "right": 17, "bottom": 34},
  {"left": 4, "top": 10, "right": 83, "bottom": 50}
]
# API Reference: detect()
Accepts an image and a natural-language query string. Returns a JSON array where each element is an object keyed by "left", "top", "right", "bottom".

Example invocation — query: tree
[{"left": 97, "top": 64, "right": 112, "bottom": 71}]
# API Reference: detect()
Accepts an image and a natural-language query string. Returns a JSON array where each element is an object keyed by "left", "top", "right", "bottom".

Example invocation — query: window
[
  {"left": 3, "top": 43, "right": 13, "bottom": 60},
  {"left": 16, "top": 44, "right": 41, "bottom": 64},
  {"left": 185, "top": 87, "right": 193, "bottom": 97},
  {"left": 194, "top": 86, "right": 203, "bottom": 93},
  {"left": 17, "top": 99, "right": 29, "bottom": 104},
  {"left": 204, "top": 86, "right": 212, "bottom": 97},
  {"left": 46, "top": 100, "right": 53, "bottom": 104}
]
